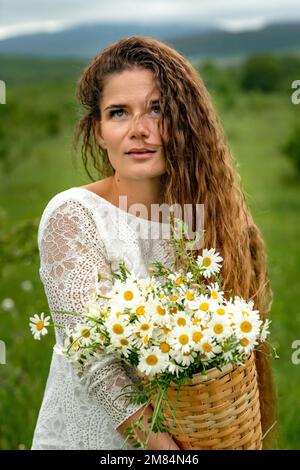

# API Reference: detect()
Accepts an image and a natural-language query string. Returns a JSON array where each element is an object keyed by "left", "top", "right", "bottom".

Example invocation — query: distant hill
[
  {"left": 0, "top": 22, "right": 217, "bottom": 58},
  {"left": 168, "top": 22, "right": 300, "bottom": 61},
  {"left": 0, "top": 20, "right": 299, "bottom": 60}
]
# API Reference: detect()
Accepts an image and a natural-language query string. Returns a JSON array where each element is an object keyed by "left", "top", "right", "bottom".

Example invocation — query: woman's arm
[{"left": 117, "top": 405, "right": 180, "bottom": 450}]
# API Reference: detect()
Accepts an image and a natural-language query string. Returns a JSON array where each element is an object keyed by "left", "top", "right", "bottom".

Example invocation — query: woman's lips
[{"left": 126, "top": 151, "right": 156, "bottom": 159}]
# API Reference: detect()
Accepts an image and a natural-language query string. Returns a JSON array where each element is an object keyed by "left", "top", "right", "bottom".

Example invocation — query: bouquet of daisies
[{"left": 30, "top": 219, "right": 272, "bottom": 450}]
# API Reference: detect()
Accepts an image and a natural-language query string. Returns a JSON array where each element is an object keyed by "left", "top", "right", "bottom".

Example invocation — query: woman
[{"left": 31, "top": 35, "right": 276, "bottom": 450}]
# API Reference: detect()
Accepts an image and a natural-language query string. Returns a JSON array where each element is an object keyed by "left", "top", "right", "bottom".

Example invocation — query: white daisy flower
[
  {"left": 180, "top": 288, "right": 197, "bottom": 309},
  {"left": 106, "top": 336, "right": 132, "bottom": 358},
  {"left": 197, "top": 248, "right": 223, "bottom": 278},
  {"left": 169, "top": 325, "right": 194, "bottom": 354},
  {"left": 131, "top": 315, "right": 155, "bottom": 348},
  {"left": 74, "top": 323, "right": 94, "bottom": 346},
  {"left": 158, "top": 340, "right": 172, "bottom": 356},
  {"left": 190, "top": 326, "right": 205, "bottom": 351},
  {"left": 167, "top": 361, "right": 183, "bottom": 377},
  {"left": 199, "top": 332, "right": 221, "bottom": 360},
  {"left": 260, "top": 319, "right": 271, "bottom": 342},
  {"left": 29, "top": 312, "right": 50, "bottom": 340},
  {"left": 171, "top": 349, "right": 197, "bottom": 367},
  {"left": 189, "top": 294, "right": 216, "bottom": 319},
  {"left": 223, "top": 349, "right": 234, "bottom": 363},
  {"left": 138, "top": 347, "right": 169, "bottom": 378},
  {"left": 84, "top": 300, "right": 102, "bottom": 320},
  {"left": 208, "top": 314, "right": 232, "bottom": 342},
  {"left": 105, "top": 315, "right": 131, "bottom": 343},
  {"left": 171, "top": 311, "right": 192, "bottom": 328},
  {"left": 167, "top": 272, "right": 186, "bottom": 285},
  {"left": 110, "top": 276, "right": 144, "bottom": 310},
  {"left": 207, "top": 283, "right": 224, "bottom": 302},
  {"left": 212, "top": 304, "right": 229, "bottom": 317},
  {"left": 237, "top": 336, "right": 258, "bottom": 356},
  {"left": 133, "top": 314, "right": 154, "bottom": 337},
  {"left": 224, "top": 298, "right": 238, "bottom": 319},
  {"left": 150, "top": 301, "right": 171, "bottom": 326},
  {"left": 233, "top": 313, "right": 262, "bottom": 340}
]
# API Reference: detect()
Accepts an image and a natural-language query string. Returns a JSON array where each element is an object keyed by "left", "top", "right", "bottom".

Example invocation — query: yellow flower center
[
  {"left": 179, "top": 334, "right": 189, "bottom": 345},
  {"left": 170, "top": 307, "right": 178, "bottom": 314},
  {"left": 203, "top": 257, "right": 212, "bottom": 267},
  {"left": 141, "top": 324, "right": 150, "bottom": 331},
  {"left": 213, "top": 324, "right": 224, "bottom": 335},
  {"left": 159, "top": 293, "right": 165, "bottom": 299},
  {"left": 240, "top": 321, "right": 252, "bottom": 333},
  {"left": 202, "top": 342, "right": 212, "bottom": 352},
  {"left": 177, "top": 317, "right": 186, "bottom": 326},
  {"left": 240, "top": 338, "right": 250, "bottom": 347},
  {"left": 156, "top": 305, "right": 166, "bottom": 316},
  {"left": 199, "top": 302, "right": 209, "bottom": 311},
  {"left": 211, "top": 291, "right": 218, "bottom": 300},
  {"left": 120, "top": 338, "right": 129, "bottom": 346},
  {"left": 143, "top": 335, "right": 149, "bottom": 344},
  {"left": 242, "top": 310, "right": 250, "bottom": 317},
  {"left": 192, "top": 331, "right": 203, "bottom": 343},
  {"left": 136, "top": 305, "right": 145, "bottom": 315},
  {"left": 112, "top": 324, "right": 124, "bottom": 335},
  {"left": 124, "top": 290, "right": 134, "bottom": 301},
  {"left": 81, "top": 328, "right": 90, "bottom": 338},
  {"left": 160, "top": 342, "right": 170, "bottom": 353},
  {"left": 115, "top": 311, "right": 122, "bottom": 318},
  {"left": 146, "top": 354, "right": 158, "bottom": 366},
  {"left": 216, "top": 307, "right": 226, "bottom": 315},
  {"left": 36, "top": 320, "right": 44, "bottom": 331},
  {"left": 163, "top": 327, "right": 171, "bottom": 334},
  {"left": 185, "top": 291, "right": 194, "bottom": 301},
  {"left": 175, "top": 277, "right": 184, "bottom": 285},
  {"left": 170, "top": 295, "right": 179, "bottom": 301}
]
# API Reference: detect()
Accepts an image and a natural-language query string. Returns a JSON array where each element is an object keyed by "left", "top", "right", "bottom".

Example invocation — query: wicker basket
[{"left": 149, "top": 352, "right": 262, "bottom": 450}]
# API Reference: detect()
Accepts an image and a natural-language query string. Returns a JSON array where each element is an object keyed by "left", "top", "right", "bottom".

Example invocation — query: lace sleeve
[{"left": 38, "top": 197, "right": 145, "bottom": 429}]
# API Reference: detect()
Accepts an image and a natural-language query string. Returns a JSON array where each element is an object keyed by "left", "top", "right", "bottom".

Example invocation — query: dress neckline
[{"left": 73, "top": 186, "right": 171, "bottom": 227}]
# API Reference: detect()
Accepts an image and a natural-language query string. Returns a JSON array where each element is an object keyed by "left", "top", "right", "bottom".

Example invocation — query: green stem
[{"left": 145, "top": 384, "right": 167, "bottom": 447}]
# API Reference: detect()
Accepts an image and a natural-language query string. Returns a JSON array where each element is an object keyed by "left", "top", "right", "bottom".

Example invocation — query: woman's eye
[
  {"left": 109, "top": 109, "right": 125, "bottom": 118},
  {"left": 151, "top": 105, "right": 161, "bottom": 115}
]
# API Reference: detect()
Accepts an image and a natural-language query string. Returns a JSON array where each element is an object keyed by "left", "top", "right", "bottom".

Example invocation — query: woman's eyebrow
[{"left": 104, "top": 99, "right": 159, "bottom": 111}]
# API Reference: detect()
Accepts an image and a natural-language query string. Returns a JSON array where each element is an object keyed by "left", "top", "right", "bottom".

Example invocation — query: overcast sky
[{"left": 0, "top": 0, "right": 300, "bottom": 40}]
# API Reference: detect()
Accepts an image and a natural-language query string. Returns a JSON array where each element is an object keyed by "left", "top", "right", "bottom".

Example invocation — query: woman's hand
[{"left": 117, "top": 405, "right": 180, "bottom": 450}]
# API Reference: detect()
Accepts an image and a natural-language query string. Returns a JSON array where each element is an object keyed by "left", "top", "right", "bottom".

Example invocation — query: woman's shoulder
[
  {"left": 39, "top": 187, "right": 91, "bottom": 221},
  {"left": 37, "top": 186, "right": 112, "bottom": 245},
  {"left": 40, "top": 183, "right": 111, "bottom": 221}
]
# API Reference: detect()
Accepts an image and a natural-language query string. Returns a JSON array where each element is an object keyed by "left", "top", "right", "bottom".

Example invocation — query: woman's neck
[{"left": 107, "top": 174, "right": 164, "bottom": 221}]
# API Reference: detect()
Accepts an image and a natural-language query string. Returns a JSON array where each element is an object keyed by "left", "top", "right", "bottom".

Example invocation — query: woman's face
[{"left": 95, "top": 68, "right": 167, "bottom": 181}]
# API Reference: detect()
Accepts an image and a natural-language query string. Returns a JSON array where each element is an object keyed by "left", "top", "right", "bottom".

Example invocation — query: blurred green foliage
[{"left": 282, "top": 126, "right": 300, "bottom": 173}]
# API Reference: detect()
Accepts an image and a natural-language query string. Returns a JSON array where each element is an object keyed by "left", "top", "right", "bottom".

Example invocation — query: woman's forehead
[{"left": 102, "top": 69, "right": 160, "bottom": 103}]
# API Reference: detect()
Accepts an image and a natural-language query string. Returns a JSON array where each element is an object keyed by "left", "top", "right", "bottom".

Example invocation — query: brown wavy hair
[{"left": 73, "top": 35, "right": 277, "bottom": 448}]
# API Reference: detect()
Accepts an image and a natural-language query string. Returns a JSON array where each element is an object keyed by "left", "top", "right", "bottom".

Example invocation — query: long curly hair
[{"left": 73, "top": 35, "right": 277, "bottom": 448}]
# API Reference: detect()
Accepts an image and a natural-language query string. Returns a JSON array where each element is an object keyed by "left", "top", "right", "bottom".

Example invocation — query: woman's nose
[{"left": 128, "top": 112, "right": 151, "bottom": 138}]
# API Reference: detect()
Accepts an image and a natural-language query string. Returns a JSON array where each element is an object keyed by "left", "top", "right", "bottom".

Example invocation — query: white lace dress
[{"left": 31, "top": 187, "right": 175, "bottom": 450}]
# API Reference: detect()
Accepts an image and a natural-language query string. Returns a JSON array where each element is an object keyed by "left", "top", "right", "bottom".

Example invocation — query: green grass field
[{"left": 0, "top": 59, "right": 300, "bottom": 449}]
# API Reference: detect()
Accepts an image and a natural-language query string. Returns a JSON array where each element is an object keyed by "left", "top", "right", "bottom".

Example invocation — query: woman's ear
[{"left": 93, "top": 119, "right": 107, "bottom": 149}]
